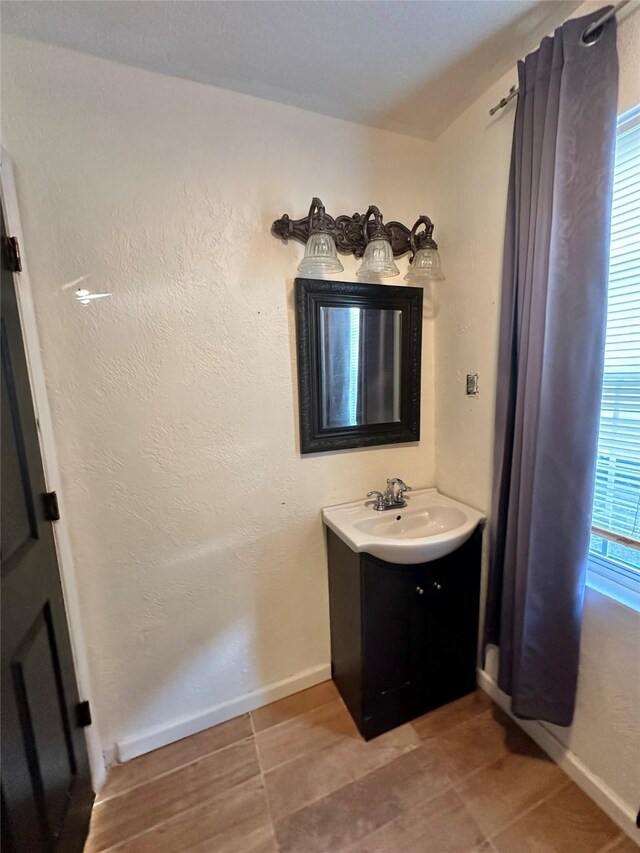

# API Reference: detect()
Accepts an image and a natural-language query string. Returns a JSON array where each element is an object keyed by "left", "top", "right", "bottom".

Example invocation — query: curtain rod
[{"left": 488, "top": 0, "right": 631, "bottom": 116}]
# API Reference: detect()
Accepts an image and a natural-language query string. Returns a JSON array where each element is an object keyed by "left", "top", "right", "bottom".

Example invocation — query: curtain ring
[{"left": 581, "top": 22, "right": 605, "bottom": 46}]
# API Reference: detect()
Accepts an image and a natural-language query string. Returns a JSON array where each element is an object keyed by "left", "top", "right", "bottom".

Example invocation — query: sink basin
[{"left": 322, "top": 488, "right": 486, "bottom": 564}]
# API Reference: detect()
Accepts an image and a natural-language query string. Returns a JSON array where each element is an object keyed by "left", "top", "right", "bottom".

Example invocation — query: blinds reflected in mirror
[{"left": 319, "top": 306, "right": 402, "bottom": 429}]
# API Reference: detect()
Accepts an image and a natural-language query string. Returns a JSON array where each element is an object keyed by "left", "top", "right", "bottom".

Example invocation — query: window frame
[{"left": 586, "top": 103, "right": 640, "bottom": 610}]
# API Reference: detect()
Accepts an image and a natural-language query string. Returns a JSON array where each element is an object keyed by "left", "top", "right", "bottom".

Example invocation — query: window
[{"left": 588, "top": 104, "right": 640, "bottom": 606}]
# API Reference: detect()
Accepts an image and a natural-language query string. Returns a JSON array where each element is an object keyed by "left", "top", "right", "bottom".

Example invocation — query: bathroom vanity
[{"left": 323, "top": 489, "right": 484, "bottom": 740}]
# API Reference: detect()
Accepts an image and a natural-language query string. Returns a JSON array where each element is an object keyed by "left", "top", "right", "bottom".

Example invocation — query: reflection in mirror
[{"left": 319, "top": 306, "right": 401, "bottom": 428}]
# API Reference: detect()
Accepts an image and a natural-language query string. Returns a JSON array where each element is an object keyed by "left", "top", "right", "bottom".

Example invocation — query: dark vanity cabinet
[{"left": 327, "top": 525, "right": 483, "bottom": 740}]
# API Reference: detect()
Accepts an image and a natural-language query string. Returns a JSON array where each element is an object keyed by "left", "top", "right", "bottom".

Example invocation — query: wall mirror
[{"left": 295, "top": 279, "right": 422, "bottom": 453}]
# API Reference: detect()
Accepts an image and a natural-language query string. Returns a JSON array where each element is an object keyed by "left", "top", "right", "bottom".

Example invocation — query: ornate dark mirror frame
[{"left": 295, "top": 279, "right": 423, "bottom": 454}]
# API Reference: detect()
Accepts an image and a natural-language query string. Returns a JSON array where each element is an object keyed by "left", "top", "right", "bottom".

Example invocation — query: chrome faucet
[
  {"left": 367, "top": 478, "right": 412, "bottom": 511},
  {"left": 387, "top": 478, "right": 411, "bottom": 503}
]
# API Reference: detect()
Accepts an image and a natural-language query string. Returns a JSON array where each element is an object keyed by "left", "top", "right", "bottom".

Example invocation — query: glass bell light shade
[
  {"left": 297, "top": 231, "right": 344, "bottom": 274},
  {"left": 404, "top": 247, "right": 445, "bottom": 282},
  {"left": 356, "top": 238, "right": 400, "bottom": 278}
]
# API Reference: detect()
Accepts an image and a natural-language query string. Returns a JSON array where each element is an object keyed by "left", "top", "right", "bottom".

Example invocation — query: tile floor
[{"left": 84, "top": 682, "right": 633, "bottom": 852}]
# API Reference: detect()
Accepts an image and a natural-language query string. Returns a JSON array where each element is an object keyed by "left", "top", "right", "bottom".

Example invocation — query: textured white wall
[
  {"left": 3, "top": 4, "right": 638, "bottom": 807},
  {"left": 431, "top": 1, "right": 640, "bottom": 813},
  {"left": 1, "top": 36, "right": 435, "bottom": 754}
]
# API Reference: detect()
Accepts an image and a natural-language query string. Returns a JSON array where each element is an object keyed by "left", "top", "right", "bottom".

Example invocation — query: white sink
[{"left": 322, "top": 488, "right": 486, "bottom": 565}]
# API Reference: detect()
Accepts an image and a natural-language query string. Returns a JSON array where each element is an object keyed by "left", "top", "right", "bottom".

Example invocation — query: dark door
[{"left": 1, "top": 206, "right": 94, "bottom": 852}]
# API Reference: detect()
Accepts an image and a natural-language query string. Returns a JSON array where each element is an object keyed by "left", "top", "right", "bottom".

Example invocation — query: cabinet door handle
[
  {"left": 416, "top": 586, "right": 425, "bottom": 595},
  {"left": 433, "top": 581, "right": 442, "bottom": 591}
]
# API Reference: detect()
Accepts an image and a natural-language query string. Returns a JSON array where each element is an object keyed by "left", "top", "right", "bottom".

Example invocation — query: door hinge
[
  {"left": 75, "top": 701, "right": 92, "bottom": 728},
  {"left": 2, "top": 235, "right": 22, "bottom": 272},
  {"left": 42, "top": 491, "right": 60, "bottom": 522}
]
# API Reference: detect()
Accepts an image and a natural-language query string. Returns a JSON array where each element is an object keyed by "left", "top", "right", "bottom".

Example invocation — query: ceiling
[{"left": 2, "top": 0, "right": 580, "bottom": 140}]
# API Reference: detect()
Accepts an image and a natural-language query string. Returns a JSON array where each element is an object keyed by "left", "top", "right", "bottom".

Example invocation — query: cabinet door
[
  {"left": 423, "top": 534, "right": 481, "bottom": 704},
  {"left": 360, "top": 529, "right": 482, "bottom": 737},
  {"left": 361, "top": 558, "right": 428, "bottom": 734}
]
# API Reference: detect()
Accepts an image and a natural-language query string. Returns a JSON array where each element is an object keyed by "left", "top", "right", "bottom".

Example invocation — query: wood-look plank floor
[{"left": 84, "top": 684, "right": 632, "bottom": 852}]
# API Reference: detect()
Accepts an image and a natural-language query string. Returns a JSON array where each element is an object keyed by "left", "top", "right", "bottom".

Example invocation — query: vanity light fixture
[
  {"left": 272, "top": 197, "right": 444, "bottom": 282},
  {"left": 356, "top": 206, "right": 399, "bottom": 278},
  {"left": 297, "top": 199, "right": 343, "bottom": 274},
  {"left": 404, "top": 215, "right": 445, "bottom": 283}
]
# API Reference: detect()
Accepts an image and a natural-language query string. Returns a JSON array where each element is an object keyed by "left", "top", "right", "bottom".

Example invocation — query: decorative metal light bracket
[{"left": 272, "top": 197, "right": 438, "bottom": 259}]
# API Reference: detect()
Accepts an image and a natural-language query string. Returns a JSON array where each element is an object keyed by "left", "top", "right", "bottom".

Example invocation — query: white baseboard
[
  {"left": 477, "top": 669, "right": 639, "bottom": 843},
  {"left": 115, "top": 663, "right": 332, "bottom": 763},
  {"left": 102, "top": 745, "right": 117, "bottom": 771}
]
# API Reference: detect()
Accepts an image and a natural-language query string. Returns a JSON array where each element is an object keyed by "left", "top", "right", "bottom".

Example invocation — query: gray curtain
[{"left": 484, "top": 9, "right": 619, "bottom": 727}]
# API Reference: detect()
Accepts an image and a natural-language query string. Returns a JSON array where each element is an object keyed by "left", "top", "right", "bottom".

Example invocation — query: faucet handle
[
  {"left": 367, "top": 490, "right": 386, "bottom": 511},
  {"left": 387, "top": 478, "right": 411, "bottom": 499},
  {"left": 388, "top": 477, "right": 410, "bottom": 489}
]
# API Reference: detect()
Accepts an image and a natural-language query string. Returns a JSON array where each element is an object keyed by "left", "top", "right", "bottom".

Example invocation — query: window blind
[{"left": 590, "top": 105, "right": 640, "bottom": 571}]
